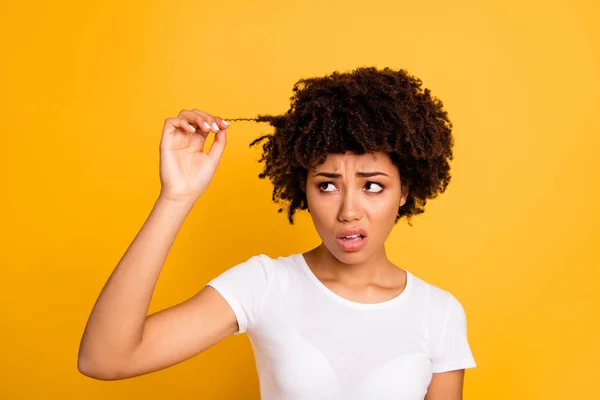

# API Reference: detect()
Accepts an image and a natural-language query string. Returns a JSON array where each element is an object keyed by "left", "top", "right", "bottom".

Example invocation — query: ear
[{"left": 399, "top": 182, "right": 409, "bottom": 207}]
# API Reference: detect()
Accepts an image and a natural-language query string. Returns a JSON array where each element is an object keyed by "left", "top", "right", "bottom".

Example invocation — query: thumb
[{"left": 207, "top": 128, "right": 227, "bottom": 162}]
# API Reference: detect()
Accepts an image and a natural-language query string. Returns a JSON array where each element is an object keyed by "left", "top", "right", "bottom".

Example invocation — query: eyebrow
[{"left": 312, "top": 171, "right": 390, "bottom": 178}]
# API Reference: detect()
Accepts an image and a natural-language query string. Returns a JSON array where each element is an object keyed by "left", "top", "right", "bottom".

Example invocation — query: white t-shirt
[{"left": 207, "top": 253, "right": 476, "bottom": 400}]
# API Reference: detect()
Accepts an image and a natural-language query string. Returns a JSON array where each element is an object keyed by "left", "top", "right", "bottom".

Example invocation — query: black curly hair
[{"left": 229, "top": 67, "right": 454, "bottom": 226}]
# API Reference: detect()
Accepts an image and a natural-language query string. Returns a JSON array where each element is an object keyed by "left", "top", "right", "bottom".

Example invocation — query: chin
[{"left": 323, "top": 241, "right": 372, "bottom": 265}]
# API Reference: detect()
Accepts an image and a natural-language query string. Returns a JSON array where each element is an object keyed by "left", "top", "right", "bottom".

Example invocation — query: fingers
[
  {"left": 164, "top": 117, "right": 197, "bottom": 135},
  {"left": 190, "top": 109, "right": 230, "bottom": 131},
  {"left": 168, "top": 109, "right": 228, "bottom": 162},
  {"left": 208, "top": 128, "right": 227, "bottom": 162},
  {"left": 175, "top": 109, "right": 229, "bottom": 134},
  {"left": 177, "top": 109, "right": 211, "bottom": 133},
  {"left": 188, "top": 109, "right": 229, "bottom": 162}
]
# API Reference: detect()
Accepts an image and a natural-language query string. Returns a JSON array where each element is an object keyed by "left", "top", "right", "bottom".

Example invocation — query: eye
[
  {"left": 364, "top": 181, "right": 384, "bottom": 193},
  {"left": 318, "top": 182, "right": 336, "bottom": 192}
]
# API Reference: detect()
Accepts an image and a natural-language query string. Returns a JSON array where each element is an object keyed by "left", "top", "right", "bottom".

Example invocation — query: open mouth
[
  {"left": 336, "top": 234, "right": 366, "bottom": 251},
  {"left": 339, "top": 234, "right": 364, "bottom": 241}
]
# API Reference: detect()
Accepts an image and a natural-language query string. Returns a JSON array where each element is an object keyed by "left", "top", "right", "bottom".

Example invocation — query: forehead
[{"left": 312, "top": 151, "right": 395, "bottom": 171}]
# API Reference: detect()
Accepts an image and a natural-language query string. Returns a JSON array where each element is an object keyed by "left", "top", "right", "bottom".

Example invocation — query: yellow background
[{"left": 1, "top": 0, "right": 599, "bottom": 398}]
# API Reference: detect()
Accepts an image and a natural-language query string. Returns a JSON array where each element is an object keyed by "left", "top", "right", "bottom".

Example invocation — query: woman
[{"left": 78, "top": 67, "right": 477, "bottom": 399}]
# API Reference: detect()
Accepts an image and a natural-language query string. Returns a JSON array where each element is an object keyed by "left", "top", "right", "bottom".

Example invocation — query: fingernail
[
  {"left": 203, "top": 121, "right": 211, "bottom": 130},
  {"left": 189, "top": 124, "right": 196, "bottom": 131},
  {"left": 212, "top": 122, "right": 219, "bottom": 131},
  {"left": 222, "top": 120, "right": 229, "bottom": 126}
]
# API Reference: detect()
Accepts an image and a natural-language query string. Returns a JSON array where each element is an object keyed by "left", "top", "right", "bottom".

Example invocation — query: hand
[{"left": 158, "top": 109, "right": 229, "bottom": 204}]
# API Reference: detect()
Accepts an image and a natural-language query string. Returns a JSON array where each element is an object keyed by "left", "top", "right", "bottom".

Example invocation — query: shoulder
[
  {"left": 228, "top": 253, "right": 281, "bottom": 273},
  {"left": 215, "top": 252, "right": 294, "bottom": 281},
  {"left": 409, "top": 273, "right": 466, "bottom": 322},
  {"left": 231, "top": 252, "right": 288, "bottom": 268},
  {"left": 248, "top": 253, "right": 296, "bottom": 271}
]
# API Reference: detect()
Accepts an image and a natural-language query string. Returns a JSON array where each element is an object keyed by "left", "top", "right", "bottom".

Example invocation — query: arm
[
  {"left": 426, "top": 291, "right": 476, "bottom": 399},
  {"left": 77, "top": 197, "right": 238, "bottom": 380},
  {"left": 78, "top": 110, "right": 232, "bottom": 380},
  {"left": 424, "top": 369, "right": 465, "bottom": 400}
]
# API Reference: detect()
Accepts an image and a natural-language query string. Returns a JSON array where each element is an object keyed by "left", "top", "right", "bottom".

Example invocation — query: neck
[{"left": 305, "top": 243, "right": 393, "bottom": 285}]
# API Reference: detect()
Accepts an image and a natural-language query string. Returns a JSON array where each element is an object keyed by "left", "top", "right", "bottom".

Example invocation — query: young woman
[{"left": 78, "top": 67, "right": 477, "bottom": 399}]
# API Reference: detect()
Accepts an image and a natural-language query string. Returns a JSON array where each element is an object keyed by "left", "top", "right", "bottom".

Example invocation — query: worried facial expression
[{"left": 305, "top": 151, "right": 409, "bottom": 263}]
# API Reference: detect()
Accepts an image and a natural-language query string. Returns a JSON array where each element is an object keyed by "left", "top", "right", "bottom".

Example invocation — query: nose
[{"left": 337, "top": 188, "right": 363, "bottom": 222}]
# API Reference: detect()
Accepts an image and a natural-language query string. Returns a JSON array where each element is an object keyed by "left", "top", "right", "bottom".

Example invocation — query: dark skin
[
  {"left": 78, "top": 108, "right": 465, "bottom": 398},
  {"left": 248, "top": 67, "right": 455, "bottom": 228},
  {"left": 303, "top": 151, "right": 408, "bottom": 302},
  {"left": 301, "top": 151, "right": 465, "bottom": 399}
]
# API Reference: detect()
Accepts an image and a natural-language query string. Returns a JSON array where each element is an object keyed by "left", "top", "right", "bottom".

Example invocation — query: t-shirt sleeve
[
  {"left": 431, "top": 292, "right": 477, "bottom": 373},
  {"left": 205, "top": 254, "right": 271, "bottom": 335}
]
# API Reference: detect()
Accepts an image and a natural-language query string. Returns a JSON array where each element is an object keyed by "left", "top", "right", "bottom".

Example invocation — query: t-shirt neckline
[{"left": 295, "top": 253, "right": 413, "bottom": 310}]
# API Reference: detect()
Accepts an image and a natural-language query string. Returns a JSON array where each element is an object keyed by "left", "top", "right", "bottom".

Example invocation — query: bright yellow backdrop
[{"left": 1, "top": 0, "right": 598, "bottom": 398}]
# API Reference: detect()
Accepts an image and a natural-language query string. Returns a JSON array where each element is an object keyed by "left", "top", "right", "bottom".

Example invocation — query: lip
[
  {"left": 335, "top": 235, "right": 367, "bottom": 252},
  {"left": 336, "top": 228, "right": 367, "bottom": 239},
  {"left": 335, "top": 228, "right": 367, "bottom": 252}
]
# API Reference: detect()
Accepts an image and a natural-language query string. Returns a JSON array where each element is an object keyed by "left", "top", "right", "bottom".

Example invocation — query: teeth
[{"left": 344, "top": 234, "right": 361, "bottom": 239}]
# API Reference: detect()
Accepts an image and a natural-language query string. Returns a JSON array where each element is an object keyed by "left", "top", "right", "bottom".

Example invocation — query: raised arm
[{"left": 77, "top": 110, "right": 235, "bottom": 380}]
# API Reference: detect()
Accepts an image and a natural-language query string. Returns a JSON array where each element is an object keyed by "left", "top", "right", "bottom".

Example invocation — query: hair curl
[{"left": 232, "top": 67, "right": 454, "bottom": 226}]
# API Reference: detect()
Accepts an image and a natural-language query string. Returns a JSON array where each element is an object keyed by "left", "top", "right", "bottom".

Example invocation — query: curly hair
[{"left": 231, "top": 67, "right": 454, "bottom": 226}]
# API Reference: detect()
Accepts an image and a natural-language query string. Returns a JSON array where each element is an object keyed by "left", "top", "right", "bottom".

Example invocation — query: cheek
[
  {"left": 307, "top": 197, "right": 331, "bottom": 222},
  {"left": 306, "top": 192, "right": 335, "bottom": 226},
  {"left": 367, "top": 194, "right": 399, "bottom": 215},
  {"left": 364, "top": 203, "right": 400, "bottom": 236}
]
